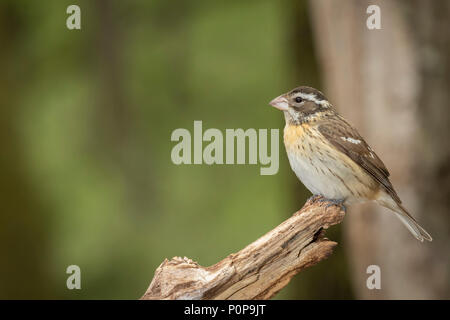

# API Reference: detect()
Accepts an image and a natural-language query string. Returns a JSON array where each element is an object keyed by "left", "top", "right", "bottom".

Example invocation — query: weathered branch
[{"left": 141, "top": 196, "right": 345, "bottom": 300}]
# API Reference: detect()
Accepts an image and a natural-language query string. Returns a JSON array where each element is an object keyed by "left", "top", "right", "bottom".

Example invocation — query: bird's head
[{"left": 269, "top": 86, "right": 332, "bottom": 125}]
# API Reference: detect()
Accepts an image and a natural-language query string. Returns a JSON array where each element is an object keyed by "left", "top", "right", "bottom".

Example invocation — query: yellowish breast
[{"left": 284, "top": 123, "right": 311, "bottom": 149}]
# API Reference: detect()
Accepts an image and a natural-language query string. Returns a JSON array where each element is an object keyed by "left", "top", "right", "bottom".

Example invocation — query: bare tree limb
[{"left": 141, "top": 196, "right": 345, "bottom": 300}]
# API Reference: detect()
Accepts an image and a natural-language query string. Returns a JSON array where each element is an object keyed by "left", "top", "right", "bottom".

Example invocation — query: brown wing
[{"left": 318, "top": 116, "right": 401, "bottom": 203}]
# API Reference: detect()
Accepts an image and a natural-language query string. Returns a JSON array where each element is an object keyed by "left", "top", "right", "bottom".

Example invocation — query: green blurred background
[
  {"left": 0, "top": 0, "right": 354, "bottom": 299},
  {"left": 3, "top": 0, "right": 450, "bottom": 300}
]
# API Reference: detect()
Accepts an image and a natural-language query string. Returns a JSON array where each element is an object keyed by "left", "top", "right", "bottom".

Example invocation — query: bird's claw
[
  {"left": 307, "top": 194, "right": 322, "bottom": 203},
  {"left": 306, "top": 195, "right": 346, "bottom": 212},
  {"left": 318, "top": 197, "right": 347, "bottom": 212}
]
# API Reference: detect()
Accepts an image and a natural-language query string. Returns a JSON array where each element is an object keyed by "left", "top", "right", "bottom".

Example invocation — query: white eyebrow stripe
[
  {"left": 298, "top": 93, "right": 329, "bottom": 106},
  {"left": 340, "top": 137, "right": 361, "bottom": 144}
]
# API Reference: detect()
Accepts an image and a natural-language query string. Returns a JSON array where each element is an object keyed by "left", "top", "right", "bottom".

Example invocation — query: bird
[{"left": 269, "top": 86, "right": 432, "bottom": 242}]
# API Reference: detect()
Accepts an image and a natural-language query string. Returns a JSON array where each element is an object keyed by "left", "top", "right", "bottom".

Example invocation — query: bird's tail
[
  {"left": 393, "top": 206, "right": 432, "bottom": 242},
  {"left": 377, "top": 195, "right": 432, "bottom": 242}
]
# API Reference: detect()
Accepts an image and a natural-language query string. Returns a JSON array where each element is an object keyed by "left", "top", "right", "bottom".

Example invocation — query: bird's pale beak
[{"left": 269, "top": 95, "right": 289, "bottom": 111}]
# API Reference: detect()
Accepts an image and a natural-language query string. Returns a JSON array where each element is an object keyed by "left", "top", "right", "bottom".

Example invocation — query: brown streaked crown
[{"left": 288, "top": 86, "right": 327, "bottom": 101}]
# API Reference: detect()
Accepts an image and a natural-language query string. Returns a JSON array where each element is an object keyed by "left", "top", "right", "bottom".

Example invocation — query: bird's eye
[{"left": 295, "top": 97, "right": 303, "bottom": 103}]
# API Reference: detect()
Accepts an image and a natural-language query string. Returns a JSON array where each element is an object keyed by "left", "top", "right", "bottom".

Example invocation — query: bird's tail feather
[
  {"left": 393, "top": 210, "right": 432, "bottom": 242},
  {"left": 377, "top": 196, "right": 432, "bottom": 242}
]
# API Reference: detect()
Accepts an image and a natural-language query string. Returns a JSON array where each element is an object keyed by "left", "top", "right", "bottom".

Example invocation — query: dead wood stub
[{"left": 141, "top": 196, "right": 345, "bottom": 300}]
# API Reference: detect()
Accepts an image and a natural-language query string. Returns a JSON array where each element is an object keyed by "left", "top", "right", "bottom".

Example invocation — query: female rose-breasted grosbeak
[{"left": 270, "top": 86, "right": 432, "bottom": 242}]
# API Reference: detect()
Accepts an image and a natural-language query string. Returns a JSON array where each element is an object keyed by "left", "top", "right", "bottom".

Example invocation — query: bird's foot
[
  {"left": 318, "top": 197, "right": 347, "bottom": 212},
  {"left": 306, "top": 194, "right": 323, "bottom": 204}
]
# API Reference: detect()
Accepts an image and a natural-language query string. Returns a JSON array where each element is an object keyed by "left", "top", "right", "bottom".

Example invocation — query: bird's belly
[
  {"left": 285, "top": 132, "right": 375, "bottom": 202},
  {"left": 287, "top": 152, "right": 350, "bottom": 199}
]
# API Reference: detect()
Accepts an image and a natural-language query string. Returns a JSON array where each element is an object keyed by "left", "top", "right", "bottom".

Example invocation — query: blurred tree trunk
[
  {"left": 92, "top": 0, "right": 154, "bottom": 216},
  {"left": 309, "top": 0, "right": 450, "bottom": 299}
]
